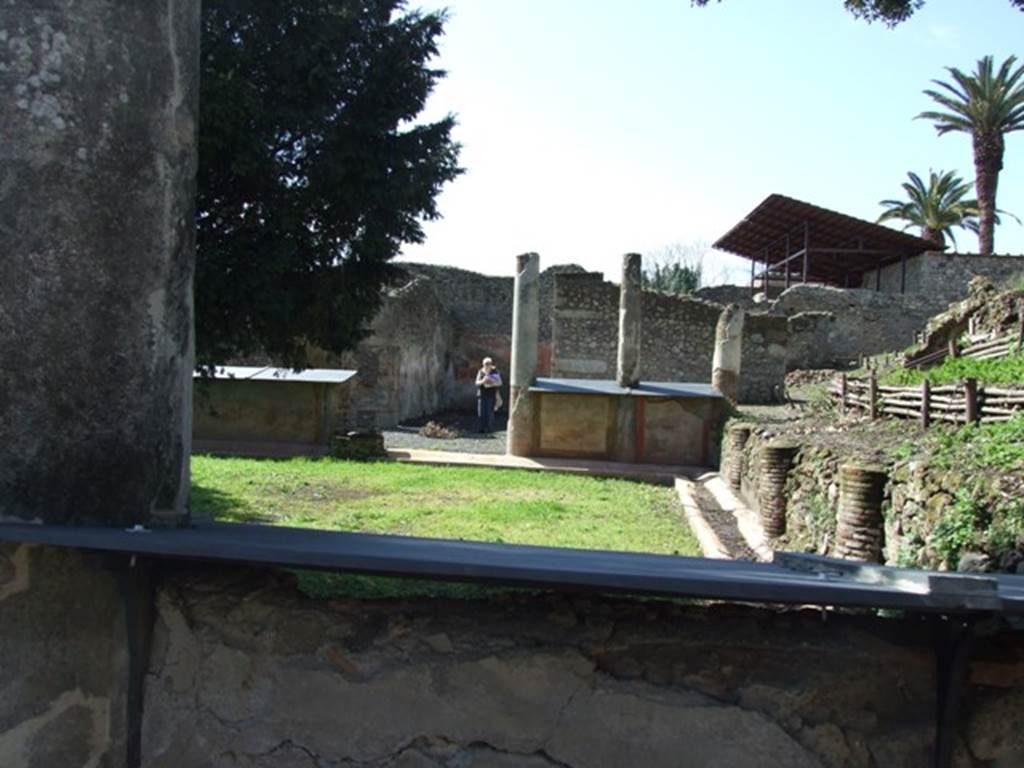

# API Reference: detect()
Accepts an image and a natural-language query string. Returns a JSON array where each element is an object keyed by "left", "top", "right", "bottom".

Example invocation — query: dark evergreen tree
[{"left": 197, "top": 0, "right": 461, "bottom": 368}]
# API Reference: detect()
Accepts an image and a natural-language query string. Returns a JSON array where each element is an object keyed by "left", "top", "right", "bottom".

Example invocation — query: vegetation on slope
[{"left": 882, "top": 351, "right": 1024, "bottom": 387}]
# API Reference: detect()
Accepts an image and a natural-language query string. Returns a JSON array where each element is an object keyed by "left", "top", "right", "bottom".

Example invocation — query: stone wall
[
  {"left": 325, "top": 263, "right": 584, "bottom": 425},
  {"left": 303, "top": 256, "right": 1024, "bottom": 425},
  {"left": 323, "top": 278, "right": 457, "bottom": 430},
  {"left": 874, "top": 251, "right": 1024, "bottom": 306},
  {"left": 774, "top": 286, "right": 941, "bottom": 369},
  {"left": 0, "top": 544, "right": 130, "bottom": 765},
  {"left": 551, "top": 273, "right": 788, "bottom": 403},
  {"left": 233, "top": 257, "right": 1024, "bottom": 428},
  {"left": 400, "top": 263, "right": 582, "bottom": 401},
  {"left": 6, "top": 544, "right": 1024, "bottom": 766},
  {"left": 742, "top": 314, "right": 790, "bottom": 403},
  {"left": 143, "top": 566, "right": 939, "bottom": 768},
  {"left": 721, "top": 419, "right": 1012, "bottom": 572},
  {"left": 694, "top": 284, "right": 760, "bottom": 308}
]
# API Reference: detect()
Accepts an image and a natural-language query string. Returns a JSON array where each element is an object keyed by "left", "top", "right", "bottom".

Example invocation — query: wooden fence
[{"left": 832, "top": 373, "right": 1024, "bottom": 427}]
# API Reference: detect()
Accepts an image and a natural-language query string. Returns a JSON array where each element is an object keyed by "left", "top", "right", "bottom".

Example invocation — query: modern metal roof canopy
[{"left": 714, "top": 194, "right": 943, "bottom": 291}]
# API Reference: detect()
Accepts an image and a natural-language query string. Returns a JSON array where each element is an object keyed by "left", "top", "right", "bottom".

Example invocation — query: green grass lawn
[{"left": 191, "top": 456, "right": 701, "bottom": 598}]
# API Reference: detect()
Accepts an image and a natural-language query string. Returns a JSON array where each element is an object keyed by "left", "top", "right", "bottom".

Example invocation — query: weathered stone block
[
  {"left": 330, "top": 431, "right": 388, "bottom": 461},
  {"left": 0, "top": 544, "right": 127, "bottom": 766},
  {"left": 0, "top": 1, "right": 200, "bottom": 526}
]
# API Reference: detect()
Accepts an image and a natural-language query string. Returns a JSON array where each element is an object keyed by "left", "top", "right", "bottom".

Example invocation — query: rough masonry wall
[
  {"left": 741, "top": 314, "right": 790, "bottom": 403},
  {"left": 4, "top": 549, "right": 1024, "bottom": 766},
  {"left": 401, "top": 263, "right": 581, "bottom": 409},
  {"left": 0, "top": 1, "right": 199, "bottom": 525},
  {"left": 551, "top": 274, "right": 788, "bottom": 403},
  {"left": 875, "top": 252, "right": 1024, "bottom": 306},
  {"left": 324, "top": 278, "right": 456, "bottom": 430},
  {"left": 0, "top": 544, "right": 129, "bottom": 766},
  {"left": 695, "top": 284, "right": 759, "bottom": 308},
  {"left": 143, "top": 566, "right": 942, "bottom": 768},
  {"left": 775, "top": 286, "right": 941, "bottom": 369}
]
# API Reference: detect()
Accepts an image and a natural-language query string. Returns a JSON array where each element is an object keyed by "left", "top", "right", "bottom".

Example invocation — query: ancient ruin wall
[
  {"left": 775, "top": 285, "right": 941, "bottom": 369},
  {"left": 874, "top": 251, "right": 1024, "bottom": 306},
  {"left": 725, "top": 425, "right": 846, "bottom": 556},
  {"left": 7, "top": 542, "right": 1024, "bottom": 766},
  {"left": 401, "top": 264, "right": 580, "bottom": 395},
  {"left": 0, "top": 544, "right": 131, "bottom": 765},
  {"left": 140, "top": 566, "right": 944, "bottom": 768},
  {"left": 328, "top": 278, "right": 457, "bottom": 430},
  {"left": 551, "top": 274, "right": 788, "bottom": 403}
]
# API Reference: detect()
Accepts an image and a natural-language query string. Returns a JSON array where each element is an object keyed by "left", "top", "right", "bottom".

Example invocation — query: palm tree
[
  {"left": 877, "top": 170, "right": 981, "bottom": 249},
  {"left": 918, "top": 55, "right": 1024, "bottom": 254}
]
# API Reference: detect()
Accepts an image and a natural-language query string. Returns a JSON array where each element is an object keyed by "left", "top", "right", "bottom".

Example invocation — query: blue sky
[{"left": 399, "top": 0, "right": 1024, "bottom": 282}]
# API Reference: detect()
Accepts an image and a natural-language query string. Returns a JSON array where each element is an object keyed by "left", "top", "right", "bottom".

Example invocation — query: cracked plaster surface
[{"left": 141, "top": 570, "right": 938, "bottom": 768}]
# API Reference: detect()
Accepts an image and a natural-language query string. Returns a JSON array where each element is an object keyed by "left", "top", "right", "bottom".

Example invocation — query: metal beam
[
  {"left": 805, "top": 248, "right": 912, "bottom": 256},
  {"left": 0, "top": 522, "right": 1021, "bottom": 614},
  {"left": 802, "top": 221, "right": 810, "bottom": 282}
]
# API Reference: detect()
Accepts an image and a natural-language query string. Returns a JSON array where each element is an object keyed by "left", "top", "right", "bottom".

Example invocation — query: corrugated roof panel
[
  {"left": 194, "top": 366, "right": 357, "bottom": 384},
  {"left": 714, "top": 193, "right": 941, "bottom": 262}
]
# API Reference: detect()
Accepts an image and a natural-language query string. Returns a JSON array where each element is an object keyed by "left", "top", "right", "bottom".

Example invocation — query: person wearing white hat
[{"left": 475, "top": 357, "right": 502, "bottom": 433}]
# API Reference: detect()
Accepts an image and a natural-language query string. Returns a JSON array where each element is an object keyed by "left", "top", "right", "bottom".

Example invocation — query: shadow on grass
[{"left": 190, "top": 483, "right": 273, "bottom": 523}]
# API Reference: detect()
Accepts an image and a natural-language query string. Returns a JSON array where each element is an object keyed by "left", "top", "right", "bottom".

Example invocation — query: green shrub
[
  {"left": 882, "top": 351, "right": 1024, "bottom": 387},
  {"left": 931, "top": 414, "right": 1024, "bottom": 471},
  {"left": 932, "top": 486, "right": 987, "bottom": 569}
]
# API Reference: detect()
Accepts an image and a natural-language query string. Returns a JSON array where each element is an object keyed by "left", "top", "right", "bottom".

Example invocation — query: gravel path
[
  {"left": 692, "top": 484, "right": 759, "bottom": 561},
  {"left": 383, "top": 409, "right": 508, "bottom": 455}
]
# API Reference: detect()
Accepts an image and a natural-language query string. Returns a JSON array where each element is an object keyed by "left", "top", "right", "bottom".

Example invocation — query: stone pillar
[
  {"left": 507, "top": 253, "right": 540, "bottom": 457},
  {"left": 0, "top": 2, "right": 200, "bottom": 527},
  {"left": 712, "top": 304, "right": 745, "bottom": 403},
  {"left": 616, "top": 253, "right": 643, "bottom": 389}
]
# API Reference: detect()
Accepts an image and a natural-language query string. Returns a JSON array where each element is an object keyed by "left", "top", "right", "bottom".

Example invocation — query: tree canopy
[
  {"left": 196, "top": 0, "right": 462, "bottom": 369},
  {"left": 918, "top": 56, "right": 1024, "bottom": 254},
  {"left": 877, "top": 170, "right": 981, "bottom": 249},
  {"left": 642, "top": 242, "right": 705, "bottom": 296},
  {"left": 691, "top": 0, "right": 1024, "bottom": 26}
]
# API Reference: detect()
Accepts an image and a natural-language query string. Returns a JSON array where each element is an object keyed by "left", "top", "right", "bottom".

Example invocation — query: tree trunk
[
  {"left": 973, "top": 131, "right": 1004, "bottom": 255},
  {"left": 921, "top": 228, "right": 945, "bottom": 248}
]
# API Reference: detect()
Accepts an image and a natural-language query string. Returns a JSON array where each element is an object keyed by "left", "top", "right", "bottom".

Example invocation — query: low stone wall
[
  {"left": 6, "top": 542, "right": 1024, "bottom": 766},
  {"left": 141, "top": 567, "right": 943, "bottom": 767},
  {"left": 724, "top": 415, "right": 1024, "bottom": 573}
]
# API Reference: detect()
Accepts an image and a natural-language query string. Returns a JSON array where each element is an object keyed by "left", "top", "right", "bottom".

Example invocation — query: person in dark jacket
[{"left": 475, "top": 357, "right": 502, "bottom": 433}]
